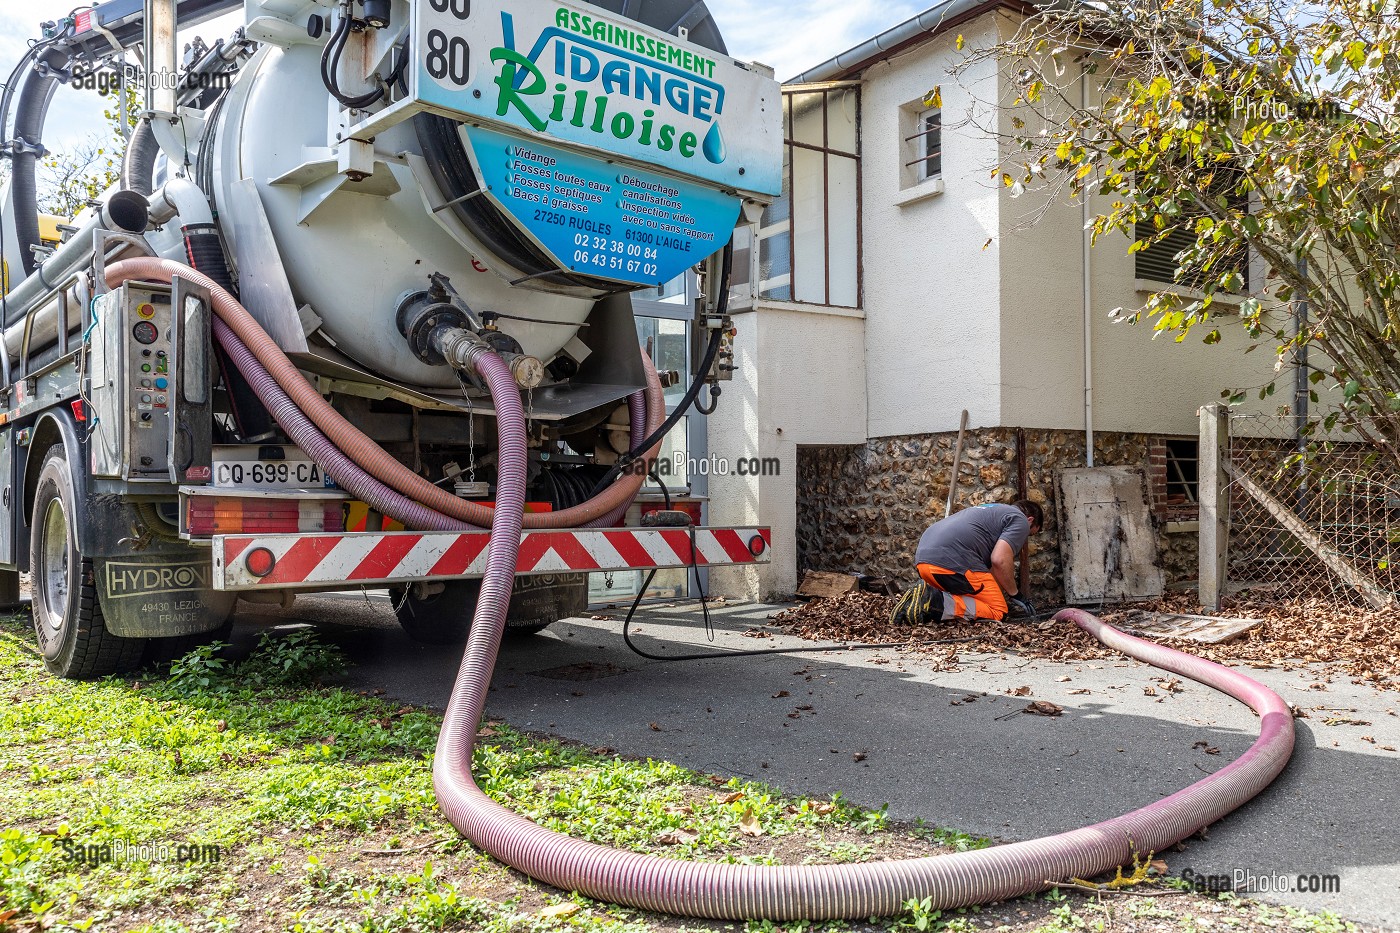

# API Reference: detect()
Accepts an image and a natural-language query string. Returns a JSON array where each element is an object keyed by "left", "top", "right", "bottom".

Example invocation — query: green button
[{"left": 141, "top": 363, "right": 152, "bottom": 372}]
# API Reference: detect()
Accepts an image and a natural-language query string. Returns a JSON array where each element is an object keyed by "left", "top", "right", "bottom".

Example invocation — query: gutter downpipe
[{"left": 1081, "top": 62, "right": 1095, "bottom": 467}]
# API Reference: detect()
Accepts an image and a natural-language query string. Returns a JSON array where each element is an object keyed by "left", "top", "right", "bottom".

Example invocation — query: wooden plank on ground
[
  {"left": 1119, "top": 610, "right": 1263, "bottom": 644},
  {"left": 797, "top": 571, "right": 860, "bottom": 599}
]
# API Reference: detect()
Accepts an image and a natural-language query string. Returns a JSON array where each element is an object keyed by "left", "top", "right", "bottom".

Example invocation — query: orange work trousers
[{"left": 915, "top": 564, "right": 1009, "bottom": 621}]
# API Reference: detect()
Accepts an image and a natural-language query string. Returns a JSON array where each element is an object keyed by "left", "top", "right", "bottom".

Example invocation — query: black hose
[
  {"left": 11, "top": 45, "right": 70, "bottom": 276},
  {"left": 319, "top": 7, "right": 408, "bottom": 109},
  {"left": 589, "top": 245, "right": 733, "bottom": 497},
  {"left": 121, "top": 117, "right": 159, "bottom": 196},
  {"left": 694, "top": 383, "right": 720, "bottom": 415},
  {"left": 182, "top": 223, "right": 276, "bottom": 440},
  {"left": 619, "top": 571, "right": 987, "bottom": 662}
]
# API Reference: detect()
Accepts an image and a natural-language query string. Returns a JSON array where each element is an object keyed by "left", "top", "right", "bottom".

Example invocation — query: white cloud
[
  {"left": 1, "top": 2, "right": 240, "bottom": 154},
  {"left": 3, "top": 0, "right": 929, "bottom": 156},
  {"left": 706, "top": 0, "right": 925, "bottom": 81}
]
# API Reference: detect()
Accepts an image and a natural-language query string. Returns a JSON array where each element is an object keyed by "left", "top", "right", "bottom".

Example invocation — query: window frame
[
  {"left": 755, "top": 82, "right": 863, "bottom": 309},
  {"left": 906, "top": 107, "right": 942, "bottom": 182}
]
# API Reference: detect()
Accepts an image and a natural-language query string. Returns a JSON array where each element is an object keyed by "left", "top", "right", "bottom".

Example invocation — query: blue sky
[{"left": 2, "top": 0, "right": 926, "bottom": 155}]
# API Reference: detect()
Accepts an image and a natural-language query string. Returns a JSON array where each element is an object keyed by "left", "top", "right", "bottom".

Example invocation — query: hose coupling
[
  {"left": 504, "top": 352, "right": 545, "bottom": 390},
  {"left": 433, "top": 327, "right": 543, "bottom": 390}
]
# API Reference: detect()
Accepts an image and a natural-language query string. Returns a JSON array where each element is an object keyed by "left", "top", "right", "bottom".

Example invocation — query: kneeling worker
[{"left": 891, "top": 500, "right": 1044, "bottom": 625}]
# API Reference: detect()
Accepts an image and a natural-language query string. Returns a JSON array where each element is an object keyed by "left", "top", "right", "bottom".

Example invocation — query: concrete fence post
[{"left": 1198, "top": 404, "right": 1230, "bottom": 610}]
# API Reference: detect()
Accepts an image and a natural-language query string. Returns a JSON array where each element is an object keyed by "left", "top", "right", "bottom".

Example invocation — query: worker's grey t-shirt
[{"left": 914, "top": 504, "right": 1030, "bottom": 573}]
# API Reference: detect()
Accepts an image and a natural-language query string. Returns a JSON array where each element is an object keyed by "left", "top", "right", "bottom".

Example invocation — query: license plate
[{"left": 212, "top": 459, "right": 325, "bottom": 489}]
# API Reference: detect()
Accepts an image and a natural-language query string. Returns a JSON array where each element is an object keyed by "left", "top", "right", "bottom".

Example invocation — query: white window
[{"left": 908, "top": 108, "right": 942, "bottom": 182}]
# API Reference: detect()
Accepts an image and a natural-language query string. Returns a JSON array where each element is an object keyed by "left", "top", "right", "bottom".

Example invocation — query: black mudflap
[
  {"left": 509, "top": 573, "right": 589, "bottom": 628},
  {"left": 96, "top": 552, "right": 236, "bottom": 638}
]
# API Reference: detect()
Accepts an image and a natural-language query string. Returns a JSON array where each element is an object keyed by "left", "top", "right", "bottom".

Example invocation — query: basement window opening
[{"left": 1160, "top": 438, "right": 1200, "bottom": 515}]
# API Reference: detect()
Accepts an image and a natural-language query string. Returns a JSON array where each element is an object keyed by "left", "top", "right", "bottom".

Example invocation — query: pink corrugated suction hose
[
  {"left": 105, "top": 259, "right": 1295, "bottom": 921},
  {"left": 435, "top": 365, "right": 1298, "bottom": 918}
]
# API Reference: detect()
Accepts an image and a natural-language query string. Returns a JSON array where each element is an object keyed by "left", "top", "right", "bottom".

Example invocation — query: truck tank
[{"left": 203, "top": 0, "right": 736, "bottom": 390}]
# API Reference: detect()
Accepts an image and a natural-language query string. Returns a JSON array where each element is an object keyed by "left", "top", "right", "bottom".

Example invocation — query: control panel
[{"left": 89, "top": 280, "right": 212, "bottom": 483}]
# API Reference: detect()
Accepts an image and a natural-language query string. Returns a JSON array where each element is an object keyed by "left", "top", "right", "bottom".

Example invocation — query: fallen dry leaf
[
  {"left": 656, "top": 828, "right": 698, "bottom": 845},
  {"left": 1068, "top": 688, "right": 1092, "bottom": 695},
  {"left": 663, "top": 804, "right": 694, "bottom": 816},
  {"left": 771, "top": 690, "right": 790, "bottom": 699},
  {"left": 852, "top": 751, "right": 867, "bottom": 762},
  {"left": 811, "top": 801, "right": 836, "bottom": 815},
  {"left": 537, "top": 903, "right": 582, "bottom": 919},
  {"left": 1010, "top": 685, "right": 1032, "bottom": 696},
  {"left": 767, "top": 590, "right": 1400, "bottom": 693},
  {"left": 718, "top": 791, "right": 745, "bottom": 804},
  {"left": 738, "top": 808, "right": 764, "bottom": 837},
  {"left": 1143, "top": 687, "right": 1158, "bottom": 697},
  {"left": 1025, "top": 701, "right": 1064, "bottom": 717},
  {"left": 1056, "top": 676, "right": 1072, "bottom": 683},
  {"left": 649, "top": 722, "right": 662, "bottom": 732}
]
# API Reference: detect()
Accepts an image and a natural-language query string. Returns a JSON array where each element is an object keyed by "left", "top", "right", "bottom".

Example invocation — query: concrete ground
[{"left": 236, "top": 593, "right": 1400, "bottom": 929}]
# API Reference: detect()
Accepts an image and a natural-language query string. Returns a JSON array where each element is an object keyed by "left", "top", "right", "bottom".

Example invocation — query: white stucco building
[{"left": 707, "top": 0, "right": 1291, "bottom": 600}]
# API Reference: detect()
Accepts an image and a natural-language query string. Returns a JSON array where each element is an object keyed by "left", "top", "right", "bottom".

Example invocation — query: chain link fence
[{"left": 1225, "top": 411, "right": 1400, "bottom": 606}]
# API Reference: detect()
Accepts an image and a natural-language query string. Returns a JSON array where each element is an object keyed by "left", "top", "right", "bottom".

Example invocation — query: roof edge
[{"left": 787, "top": 0, "right": 1031, "bottom": 84}]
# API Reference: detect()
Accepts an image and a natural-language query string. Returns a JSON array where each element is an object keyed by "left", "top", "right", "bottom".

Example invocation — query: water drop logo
[{"left": 702, "top": 122, "right": 726, "bottom": 164}]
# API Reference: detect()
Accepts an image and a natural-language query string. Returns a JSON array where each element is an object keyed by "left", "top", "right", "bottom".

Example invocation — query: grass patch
[{"left": 0, "top": 611, "right": 1364, "bottom": 933}]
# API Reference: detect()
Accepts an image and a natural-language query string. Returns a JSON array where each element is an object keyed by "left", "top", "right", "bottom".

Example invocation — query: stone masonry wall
[{"left": 795, "top": 429, "right": 1198, "bottom": 603}]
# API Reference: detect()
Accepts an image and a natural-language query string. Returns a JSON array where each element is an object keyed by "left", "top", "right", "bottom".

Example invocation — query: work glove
[{"left": 1005, "top": 595, "right": 1036, "bottom": 619}]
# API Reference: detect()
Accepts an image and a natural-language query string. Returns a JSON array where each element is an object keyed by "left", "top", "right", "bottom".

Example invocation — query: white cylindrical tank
[{"left": 209, "top": 42, "right": 595, "bottom": 389}]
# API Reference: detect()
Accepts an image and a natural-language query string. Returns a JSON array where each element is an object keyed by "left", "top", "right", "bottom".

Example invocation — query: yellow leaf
[
  {"left": 924, "top": 86, "right": 942, "bottom": 109},
  {"left": 738, "top": 808, "right": 764, "bottom": 837},
  {"left": 537, "top": 903, "right": 582, "bottom": 919},
  {"left": 955, "top": 34, "right": 965, "bottom": 50}
]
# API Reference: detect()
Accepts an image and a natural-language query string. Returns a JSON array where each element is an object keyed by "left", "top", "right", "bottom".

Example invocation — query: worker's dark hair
[{"left": 1014, "top": 499, "right": 1044, "bottom": 530}]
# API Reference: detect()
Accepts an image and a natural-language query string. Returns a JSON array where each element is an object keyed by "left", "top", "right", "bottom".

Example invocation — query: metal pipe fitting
[{"left": 434, "top": 326, "right": 544, "bottom": 390}]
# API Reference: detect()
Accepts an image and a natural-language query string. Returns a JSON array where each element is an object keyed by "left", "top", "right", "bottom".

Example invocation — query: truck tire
[
  {"left": 389, "top": 576, "right": 585, "bottom": 643},
  {"left": 391, "top": 581, "right": 478, "bottom": 645},
  {"left": 30, "top": 449, "right": 147, "bottom": 678}
]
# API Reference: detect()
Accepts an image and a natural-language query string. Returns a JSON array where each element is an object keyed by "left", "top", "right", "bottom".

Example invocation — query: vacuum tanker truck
[{"left": 0, "top": 0, "right": 780, "bottom": 677}]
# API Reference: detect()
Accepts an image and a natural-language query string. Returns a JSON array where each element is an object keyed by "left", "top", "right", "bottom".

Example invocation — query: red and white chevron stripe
[{"left": 212, "top": 526, "right": 771, "bottom": 591}]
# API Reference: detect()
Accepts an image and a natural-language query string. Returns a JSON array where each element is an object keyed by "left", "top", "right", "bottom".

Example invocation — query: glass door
[{"left": 587, "top": 270, "right": 710, "bottom": 603}]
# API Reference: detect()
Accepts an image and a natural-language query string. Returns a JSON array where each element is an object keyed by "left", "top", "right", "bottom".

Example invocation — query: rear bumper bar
[{"left": 211, "top": 526, "right": 771, "bottom": 592}]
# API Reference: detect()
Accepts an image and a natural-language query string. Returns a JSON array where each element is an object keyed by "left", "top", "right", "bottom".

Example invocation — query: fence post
[{"left": 1198, "top": 404, "right": 1230, "bottom": 610}]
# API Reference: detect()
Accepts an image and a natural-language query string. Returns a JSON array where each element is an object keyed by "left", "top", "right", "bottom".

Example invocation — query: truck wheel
[
  {"left": 30, "top": 449, "right": 147, "bottom": 678},
  {"left": 391, "top": 581, "right": 478, "bottom": 644}
]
